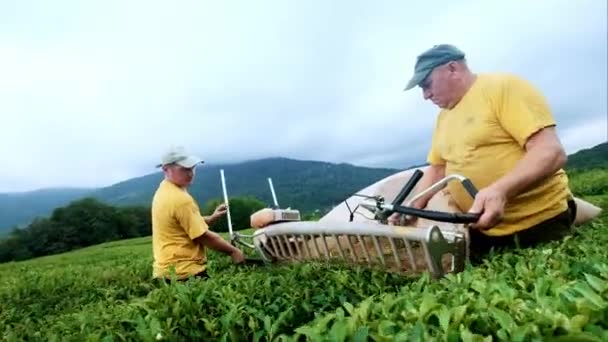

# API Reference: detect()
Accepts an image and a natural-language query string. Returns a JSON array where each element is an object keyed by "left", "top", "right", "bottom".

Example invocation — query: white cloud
[
  {"left": 560, "top": 116, "right": 608, "bottom": 155},
  {"left": 0, "top": 0, "right": 605, "bottom": 191}
]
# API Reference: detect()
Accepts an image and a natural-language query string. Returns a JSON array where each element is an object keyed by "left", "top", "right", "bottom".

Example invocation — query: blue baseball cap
[{"left": 404, "top": 44, "right": 466, "bottom": 91}]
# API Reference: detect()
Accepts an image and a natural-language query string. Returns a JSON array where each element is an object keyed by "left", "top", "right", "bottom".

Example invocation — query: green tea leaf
[
  {"left": 353, "top": 326, "right": 369, "bottom": 342},
  {"left": 584, "top": 273, "right": 608, "bottom": 293},
  {"left": 571, "top": 282, "right": 607, "bottom": 310},
  {"left": 489, "top": 307, "right": 515, "bottom": 331},
  {"left": 460, "top": 327, "right": 493, "bottom": 342},
  {"left": 378, "top": 320, "right": 398, "bottom": 337},
  {"left": 438, "top": 306, "right": 450, "bottom": 334},
  {"left": 343, "top": 302, "right": 354, "bottom": 316},
  {"left": 418, "top": 293, "right": 441, "bottom": 320},
  {"left": 406, "top": 322, "right": 426, "bottom": 342},
  {"left": 293, "top": 326, "right": 323, "bottom": 341},
  {"left": 546, "top": 332, "right": 603, "bottom": 342},
  {"left": 329, "top": 320, "right": 348, "bottom": 342},
  {"left": 451, "top": 304, "right": 468, "bottom": 327}
]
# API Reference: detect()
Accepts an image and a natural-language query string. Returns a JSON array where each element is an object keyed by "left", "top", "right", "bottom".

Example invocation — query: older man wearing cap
[
  {"left": 390, "top": 44, "right": 575, "bottom": 263},
  {"left": 151, "top": 146, "right": 245, "bottom": 281}
]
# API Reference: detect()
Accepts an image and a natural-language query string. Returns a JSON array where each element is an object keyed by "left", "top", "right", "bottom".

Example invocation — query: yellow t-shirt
[
  {"left": 151, "top": 179, "right": 209, "bottom": 279},
  {"left": 427, "top": 73, "right": 571, "bottom": 236}
]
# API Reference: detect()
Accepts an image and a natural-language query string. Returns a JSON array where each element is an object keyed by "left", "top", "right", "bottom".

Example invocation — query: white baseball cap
[{"left": 156, "top": 146, "right": 204, "bottom": 168}]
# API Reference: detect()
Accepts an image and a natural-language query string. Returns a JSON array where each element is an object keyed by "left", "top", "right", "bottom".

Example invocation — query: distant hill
[
  {"left": 0, "top": 188, "right": 94, "bottom": 233},
  {"left": 566, "top": 141, "right": 608, "bottom": 171},
  {"left": 90, "top": 157, "right": 400, "bottom": 209},
  {"left": 0, "top": 158, "right": 399, "bottom": 233}
]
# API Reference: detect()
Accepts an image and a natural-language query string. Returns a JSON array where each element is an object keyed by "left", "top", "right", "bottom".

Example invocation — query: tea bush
[{"left": 1, "top": 170, "right": 606, "bottom": 341}]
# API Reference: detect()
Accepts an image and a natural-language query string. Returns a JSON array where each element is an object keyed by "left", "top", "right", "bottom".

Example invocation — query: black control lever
[
  {"left": 371, "top": 173, "right": 481, "bottom": 224},
  {"left": 391, "top": 169, "right": 423, "bottom": 205},
  {"left": 390, "top": 205, "right": 480, "bottom": 224},
  {"left": 379, "top": 169, "right": 424, "bottom": 220},
  {"left": 461, "top": 178, "right": 478, "bottom": 199}
]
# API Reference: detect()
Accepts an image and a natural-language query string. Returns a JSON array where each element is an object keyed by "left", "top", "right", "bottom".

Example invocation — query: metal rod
[
  {"left": 403, "top": 238, "right": 417, "bottom": 271},
  {"left": 301, "top": 234, "right": 311, "bottom": 258},
  {"left": 311, "top": 235, "right": 322, "bottom": 259},
  {"left": 220, "top": 169, "right": 234, "bottom": 236},
  {"left": 276, "top": 235, "right": 287, "bottom": 259},
  {"left": 371, "top": 236, "right": 385, "bottom": 265},
  {"left": 357, "top": 234, "right": 371, "bottom": 263},
  {"left": 405, "top": 174, "right": 466, "bottom": 206},
  {"left": 421, "top": 242, "right": 441, "bottom": 278},
  {"left": 268, "top": 177, "right": 279, "bottom": 208},
  {"left": 334, "top": 234, "right": 346, "bottom": 259},
  {"left": 283, "top": 235, "right": 295, "bottom": 259},
  {"left": 236, "top": 239, "right": 256, "bottom": 249},
  {"left": 235, "top": 233, "right": 255, "bottom": 238},
  {"left": 264, "top": 244, "right": 278, "bottom": 259},
  {"left": 254, "top": 221, "right": 446, "bottom": 241},
  {"left": 292, "top": 235, "right": 302, "bottom": 259},
  {"left": 276, "top": 236, "right": 288, "bottom": 259},
  {"left": 345, "top": 235, "right": 357, "bottom": 262},
  {"left": 388, "top": 237, "right": 402, "bottom": 270},
  {"left": 321, "top": 235, "right": 331, "bottom": 260},
  {"left": 270, "top": 236, "right": 282, "bottom": 259}
]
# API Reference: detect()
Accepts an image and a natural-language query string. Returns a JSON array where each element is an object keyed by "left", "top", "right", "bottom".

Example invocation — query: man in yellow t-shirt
[
  {"left": 151, "top": 146, "right": 245, "bottom": 281},
  {"left": 392, "top": 44, "right": 576, "bottom": 263}
]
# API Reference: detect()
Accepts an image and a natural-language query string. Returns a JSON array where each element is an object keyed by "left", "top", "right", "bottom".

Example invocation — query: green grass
[{"left": 1, "top": 171, "right": 607, "bottom": 341}]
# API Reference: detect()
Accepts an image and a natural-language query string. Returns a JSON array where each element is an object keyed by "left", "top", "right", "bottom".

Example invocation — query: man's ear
[{"left": 448, "top": 61, "right": 462, "bottom": 74}]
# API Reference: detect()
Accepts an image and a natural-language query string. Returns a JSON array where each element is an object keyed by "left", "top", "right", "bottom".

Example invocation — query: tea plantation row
[{"left": 0, "top": 169, "right": 606, "bottom": 341}]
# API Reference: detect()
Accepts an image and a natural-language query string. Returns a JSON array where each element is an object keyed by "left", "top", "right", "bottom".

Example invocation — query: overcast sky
[{"left": 0, "top": 0, "right": 606, "bottom": 192}]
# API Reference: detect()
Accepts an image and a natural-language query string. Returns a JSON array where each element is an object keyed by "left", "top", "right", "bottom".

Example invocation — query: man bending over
[{"left": 390, "top": 44, "right": 575, "bottom": 263}]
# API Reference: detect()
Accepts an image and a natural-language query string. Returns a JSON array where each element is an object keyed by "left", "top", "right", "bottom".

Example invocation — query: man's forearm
[
  {"left": 196, "top": 231, "right": 238, "bottom": 255},
  {"left": 204, "top": 213, "right": 221, "bottom": 226},
  {"left": 492, "top": 145, "right": 566, "bottom": 200},
  {"left": 203, "top": 215, "right": 214, "bottom": 226}
]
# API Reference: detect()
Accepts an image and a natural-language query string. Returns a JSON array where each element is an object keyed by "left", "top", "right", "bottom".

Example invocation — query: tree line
[{"left": 0, "top": 195, "right": 273, "bottom": 263}]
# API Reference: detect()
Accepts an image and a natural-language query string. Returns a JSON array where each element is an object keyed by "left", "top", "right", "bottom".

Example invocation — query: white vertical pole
[
  {"left": 220, "top": 169, "right": 233, "bottom": 236},
  {"left": 268, "top": 177, "right": 279, "bottom": 208}
]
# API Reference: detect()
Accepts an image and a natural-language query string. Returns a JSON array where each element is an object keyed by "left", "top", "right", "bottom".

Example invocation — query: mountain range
[
  {"left": 1, "top": 141, "right": 606, "bottom": 233},
  {"left": 0, "top": 158, "right": 405, "bottom": 233}
]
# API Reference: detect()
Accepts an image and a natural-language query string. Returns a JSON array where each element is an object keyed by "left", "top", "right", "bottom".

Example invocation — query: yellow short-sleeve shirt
[
  {"left": 427, "top": 73, "right": 571, "bottom": 236},
  {"left": 151, "top": 179, "right": 209, "bottom": 279}
]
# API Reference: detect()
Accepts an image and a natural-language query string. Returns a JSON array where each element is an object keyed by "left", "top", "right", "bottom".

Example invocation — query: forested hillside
[
  {"left": 0, "top": 188, "right": 93, "bottom": 233},
  {"left": 0, "top": 158, "right": 399, "bottom": 233},
  {"left": 566, "top": 141, "right": 608, "bottom": 171},
  {"left": 91, "top": 157, "right": 399, "bottom": 209},
  {"left": 0, "top": 141, "right": 605, "bottom": 233}
]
